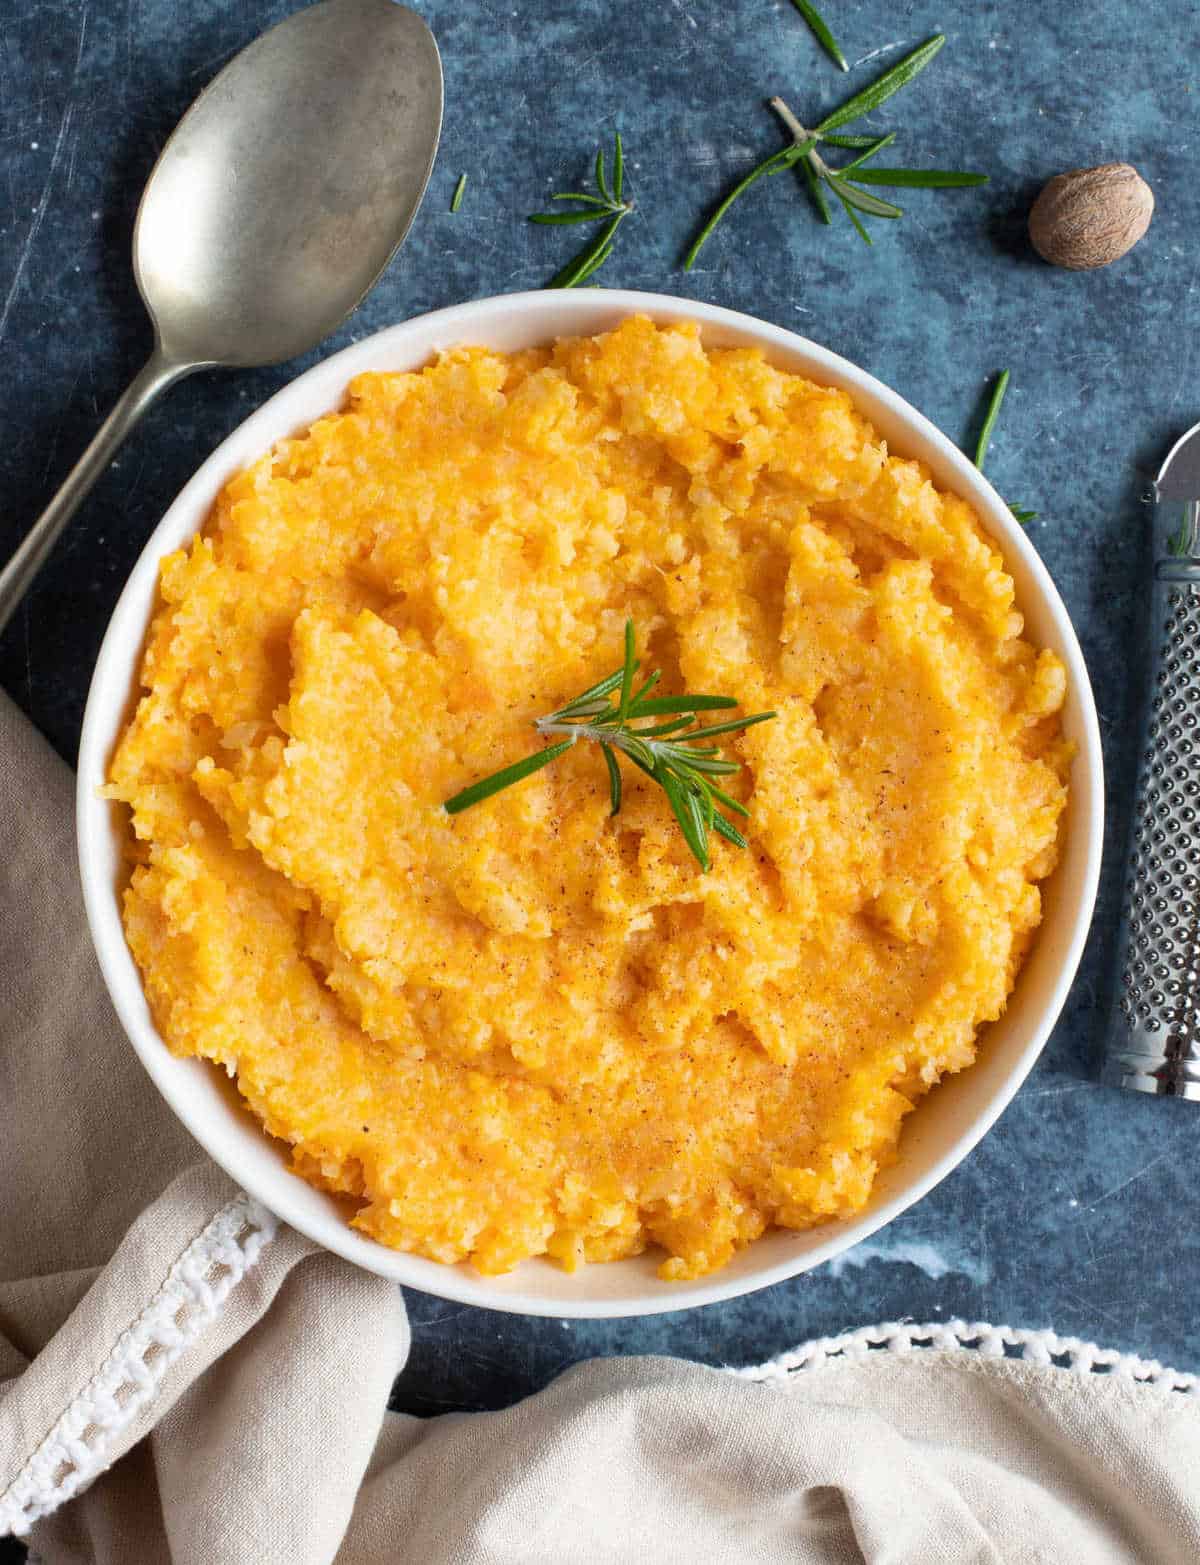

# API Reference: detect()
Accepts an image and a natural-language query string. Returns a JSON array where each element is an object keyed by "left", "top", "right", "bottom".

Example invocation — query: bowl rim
[{"left": 76, "top": 288, "right": 1105, "bottom": 1317}]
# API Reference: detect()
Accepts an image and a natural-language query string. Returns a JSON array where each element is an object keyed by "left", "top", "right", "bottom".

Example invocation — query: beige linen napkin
[{"left": 2, "top": 685, "right": 1199, "bottom": 1564}]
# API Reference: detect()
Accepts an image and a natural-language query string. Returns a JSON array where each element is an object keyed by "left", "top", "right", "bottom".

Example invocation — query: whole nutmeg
[{"left": 1028, "top": 162, "right": 1154, "bottom": 270}]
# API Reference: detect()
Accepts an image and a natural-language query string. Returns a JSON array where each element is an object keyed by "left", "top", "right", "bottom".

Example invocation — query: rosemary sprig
[
  {"left": 971, "top": 370, "right": 1038, "bottom": 526},
  {"left": 789, "top": 0, "right": 847, "bottom": 72},
  {"left": 443, "top": 620, "right": 776, "bottom": 871},
  {"left": 683, "top": 34, "right": 987, "bottom": 266},
  {"left": 450, "top": 173, "right": 467, "bottom": 213},
  {"left": 530, "top": 132, "right": 632, "bottom": 288}
]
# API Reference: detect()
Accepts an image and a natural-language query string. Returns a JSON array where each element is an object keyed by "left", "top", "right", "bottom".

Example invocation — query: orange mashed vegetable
[{"left": 108, "top": 317, "right": 1070, "bottom": 1279}]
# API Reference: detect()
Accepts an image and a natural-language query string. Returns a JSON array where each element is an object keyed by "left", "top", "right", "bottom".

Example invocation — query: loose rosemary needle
[
  {"left": 443, "top": 620, "right": 776, "bottom": 872},
  {"left": 789, "top": 0, "right": 848, "bottom": 72},
  {"left": 683, "top": 34, "right": 987, "bottom": 266},
  {"left": 971, "top": 370, "right": 1038, "bottom": 525},
  {"left": 973, "top": 369, "right": 1010, "bottom": 469},
  {"left": 530, "top": 132, "right": 632, "bottom": 288},
  {"left": 450, "top": 173, "right": 467, "bottom": 213}
]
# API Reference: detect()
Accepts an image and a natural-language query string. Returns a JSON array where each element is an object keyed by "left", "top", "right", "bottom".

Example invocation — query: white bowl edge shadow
[{"left": 76, "top": 289, "right": 1105, "bottom": 1319}]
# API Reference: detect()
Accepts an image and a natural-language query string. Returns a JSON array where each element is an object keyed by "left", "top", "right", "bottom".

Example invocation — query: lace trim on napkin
[
  {"left": 0, "top": 1191, "right": 277, "bottom": 1538},
  {"left": 730, "top": 1318, "right": 1200, "bottom": 1394}
]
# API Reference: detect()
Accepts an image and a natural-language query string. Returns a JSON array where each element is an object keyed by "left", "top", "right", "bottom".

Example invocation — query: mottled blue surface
[{"left": 1, "top": 0, "right": 1198, "bottom": 1425}]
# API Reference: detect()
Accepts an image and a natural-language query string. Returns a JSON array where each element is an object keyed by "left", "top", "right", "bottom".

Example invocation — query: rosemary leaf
[
  {"left": 708, "top": 782, "right": 751, "bottom": 818},
  {"left": 699, "top": 782, "right": 716, "bottom": 833},
  {"left": 662, "top": 751, "right": 741, "bottom": 775},
  {"left": 789, "top": 0, "right": 848, "bottom": 72},
  {"left": 969, "top": 371, "right": 1038, "bottom": 525},
  {"left": 450, "top": 174, "right": 467, "bottom": 213},
  {"left": 836, "top": 132, "right": 897, "bottom": 173},
  {"left": 557, "top": 699, "right": 615, "bottom": 720},
  {"left": 620, "top": 732, "right": 657, "bottom": 771},
  {"left": 549, "top": 214, "right": 621, "bottom": 287},
  {"left": 688, "top": 783, "right": 712, "bottom": 848},
  {"left": 712, "top": 812, "right": 749, "bottom": 849},
  {"left": 821, "top": 132, "right": 884, "bottom": 148},
  {"left": 552, "top": 693, "right": 618, "bottom": 719},
  {"left": 549, "top": 666, "right": 628, "bottom": 717},
  {"left": 816, "top": 34, "right": 945, "bottom": 132},
  {"left": 631, "top": 694, "right": 740, "bottom": 715},
  {"left": 636, "top": 716, "right": 699, "bottom": 738},
  {"left": 602, "top": 744, "right": 622, "bottom": 815},
  {"left": 682, "top": 143, "right": 810, "bottom": 270},
  {"left": 660, "top": 771, "right": 710, "bottom": 871},
  {"left": 530, "top": 209, "right": 614, "bottom": 226},
  {"left": 572, "top": 233, "right": 618, "bottom": 285},
  {"left": 801, "top": 153, "right": 833, "bottom": 223},
  {"left": 618, "top": 619, "right": 637, "bottom": 721},
  {"left": 831, "top": 179, "right": 874, "bottom": 244},
  {"left": 613, "top": 131, "right": 624, "bottom": 201},
  {"left": 443, "top": 739, "right": 575, "bottom": 814},
  {"left": 630, "top": 670, "right": 662, "bottom": 706},
  {"left": 826, "top": 177, "right": 903, "bottom": 219},
  {"left": 973, "top": 369, "right": 1010, "bottom": 469},
  {"left": 851, "top": 167, "right": 989, "bottom": 187},
  {"left": 680, "top": 711, "right": 778, "bottom": 742}
]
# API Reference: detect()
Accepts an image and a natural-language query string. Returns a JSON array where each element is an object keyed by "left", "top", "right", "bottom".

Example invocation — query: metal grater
[{"left": 1109, "top": 422, "right": 1200, "bottom": 1099}]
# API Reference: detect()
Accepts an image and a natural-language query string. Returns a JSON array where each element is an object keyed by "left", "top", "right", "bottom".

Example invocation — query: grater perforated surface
[{"left": 1112, "top": 504, "right": 1200, "bottom": 1096}]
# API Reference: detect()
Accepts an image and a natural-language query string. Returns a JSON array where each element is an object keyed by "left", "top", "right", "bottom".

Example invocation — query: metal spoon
[{"left": 0, "top": 0, "right": 442, "bottom": 635}]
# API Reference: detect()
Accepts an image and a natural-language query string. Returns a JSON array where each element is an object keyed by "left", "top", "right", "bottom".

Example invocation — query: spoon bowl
[
  {"left": 135, "top": 0, "right": 443, "bottom": 367},
  {"left": 0, "top": 0, "right": 442, "bottom": 632}
]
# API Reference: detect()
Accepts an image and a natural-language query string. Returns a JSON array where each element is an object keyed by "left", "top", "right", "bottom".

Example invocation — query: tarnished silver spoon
[{"left": 0, "top": 0, "right": 442, "bottom": 634}]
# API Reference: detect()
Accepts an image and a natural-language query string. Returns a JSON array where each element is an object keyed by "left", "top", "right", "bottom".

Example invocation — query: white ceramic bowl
[{"left": 77, "top": 290, "right": 1104, "bottom": 1317}]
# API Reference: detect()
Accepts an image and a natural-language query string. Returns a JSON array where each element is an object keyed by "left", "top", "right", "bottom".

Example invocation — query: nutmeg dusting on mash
[{"left": 107, "top": 318, "right": 1070, "bottom": 1280}]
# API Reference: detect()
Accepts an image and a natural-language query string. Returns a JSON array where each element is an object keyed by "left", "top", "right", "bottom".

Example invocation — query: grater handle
[{"left": 1108, "top": 496, "right": 1200, "bottom": 1098}]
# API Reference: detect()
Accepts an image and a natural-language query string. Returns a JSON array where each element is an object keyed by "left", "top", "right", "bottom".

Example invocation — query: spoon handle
[{"left": 0, "top": 348, "right": 190, "bottom": 638}]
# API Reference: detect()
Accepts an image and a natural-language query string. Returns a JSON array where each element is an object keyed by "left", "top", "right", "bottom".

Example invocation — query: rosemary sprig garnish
[
  {"left": 683, "top": 34, "right": 986, "bottom": 266},
  {"left": 443, "top": 620, "right": 776, "bottom": 871},
  {"left": 530, "top": 132, "right": 632, "bottom": 288},
  {"left": 789, "top": 0, "right": 847, "bottom": 72},
  {"left": 971, "top": 370, "right": 1038, "bottom": 526},
  {"left": 450, "top": 173, "right": 467, "bottom": 213}
]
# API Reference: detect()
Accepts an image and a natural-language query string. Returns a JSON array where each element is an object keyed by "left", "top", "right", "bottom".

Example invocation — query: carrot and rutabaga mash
[{"left": 107, "top": 317, "right": 1070, "bottom": 1280}]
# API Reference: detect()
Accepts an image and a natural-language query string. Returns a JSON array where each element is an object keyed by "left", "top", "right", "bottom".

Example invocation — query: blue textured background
[{"left": 1, "top": 0, "right": 1198, "bottom": 1430}]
